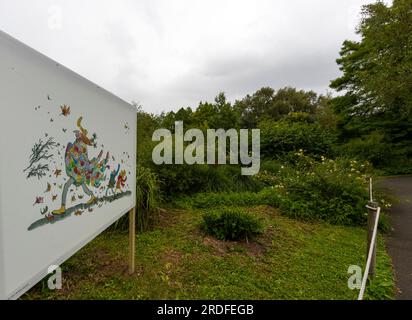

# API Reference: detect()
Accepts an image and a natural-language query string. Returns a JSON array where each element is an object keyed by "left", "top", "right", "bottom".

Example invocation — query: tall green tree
[
  {"left": 235, "top": 87, "right": 321, "bottom": 128},
  {"left": 330, "top": 0, "right": 412, "bottom": 170},
  {"left": 331, "top": 0, "right": 412, "bottom": 134}
]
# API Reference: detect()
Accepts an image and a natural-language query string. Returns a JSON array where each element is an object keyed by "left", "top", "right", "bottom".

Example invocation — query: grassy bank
[{"left": 23, "top": 205, "right": 394, "bottom": 300}]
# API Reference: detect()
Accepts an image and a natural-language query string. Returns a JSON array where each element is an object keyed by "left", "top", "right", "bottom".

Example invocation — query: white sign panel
[{"left": 0, "top": 31, "right": 136, "bottom": 299}]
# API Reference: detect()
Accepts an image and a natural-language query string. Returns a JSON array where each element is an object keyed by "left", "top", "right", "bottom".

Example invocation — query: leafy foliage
[
  {"left": 201, "top": 208, "right": 264, "bottom": 241},
  {"left": 234, "top": 87, "right": 321, "bottom": 128},
  {"left": 259, "top": 119, "right": 337, "bottom": 158},
  {"left": 155, "top": 164, "right": 263, "bottom": 198},
  {"left": 256, "top": 152, "right": 373, "bottom": 226},
  {"left": 330, "top": 0, "right": 412, "bottom": 173},
  {"left": 136, "top": 165, "right": 161, "bottom": 232}
]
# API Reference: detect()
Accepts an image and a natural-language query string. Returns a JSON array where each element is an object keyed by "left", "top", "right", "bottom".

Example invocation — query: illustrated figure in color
[
  {"left": 52, "top": 117, "right": 109, "bottom": 215},
  {"left": 106, "top": 164, "right": 120, "bottom": 196},
  {"left": 116, "top": 169, "right": 127, "bottom": 193}
]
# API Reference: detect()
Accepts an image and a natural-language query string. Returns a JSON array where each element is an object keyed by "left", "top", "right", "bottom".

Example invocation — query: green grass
[{"left": 22, "top": 206, "right": 395, "bottom": 300}]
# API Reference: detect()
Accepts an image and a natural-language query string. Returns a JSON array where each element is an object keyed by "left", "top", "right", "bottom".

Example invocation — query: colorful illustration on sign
[
  {"left": 51, "top": 116, "right": 109, "bottom": 215},
  {"left": 106, "top": 164, "right": 120, "bottom": 197},
  {"left": 25, "top": 100, "right": 132, "bottom": 231}
]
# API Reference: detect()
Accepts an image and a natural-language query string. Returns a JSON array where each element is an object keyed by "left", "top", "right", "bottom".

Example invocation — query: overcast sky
[{"left": 0, "top": 0, "right": 386, "bottom": 114}]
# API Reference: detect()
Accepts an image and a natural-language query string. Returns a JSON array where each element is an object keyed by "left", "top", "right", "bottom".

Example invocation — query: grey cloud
[{"left": 0, "top": 0, "right": 377, "bottom": 114}]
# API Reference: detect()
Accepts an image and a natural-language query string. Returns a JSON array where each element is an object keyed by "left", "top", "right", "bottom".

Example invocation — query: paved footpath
[{"left": 379, "top": 176, "right": 412, "bottom": 300}]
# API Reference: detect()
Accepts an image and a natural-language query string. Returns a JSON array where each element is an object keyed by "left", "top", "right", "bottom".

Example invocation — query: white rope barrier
[{"left": 358, "top": 206, "right": 381, "bottom": 300}]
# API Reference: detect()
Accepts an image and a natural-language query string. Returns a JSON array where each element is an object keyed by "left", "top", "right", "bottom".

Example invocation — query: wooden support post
[
  {"left": 366, "top": 201, "right": 378, "bottom": 278},
  {"left": 128, "top": 207, "right": 136, "bottom": 274}
]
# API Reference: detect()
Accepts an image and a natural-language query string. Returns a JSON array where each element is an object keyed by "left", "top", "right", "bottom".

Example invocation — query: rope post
[
  {"left": 128, "top": 207, "right": 136, "bottom": 275},
  {"left": 369, "top": 177, "right": 373, "bottom": 202},
  {"left": 366, "top": 201, "right": 378, "bottom": 278}
]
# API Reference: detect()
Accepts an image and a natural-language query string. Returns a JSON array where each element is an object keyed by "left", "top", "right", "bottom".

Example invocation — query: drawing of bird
[
  {"left": 45, "top": 183, "right": 51, "bottom": 193},
  {"left": 71, "top": 195, "right": 76, "bottom": 202},
  {"left": 62, "top": 128, "right": 67, "bottom": 133},
  {"left": 60, "top": 105, "right": 71, "bottom": 116},
  {"left": 74, "top": 210, "right": 83, "bottom": 216},
  {"left": 47, "top": 95, "right": 52, "bottom": 100},
  {"left": 50, "top": 118, "right": 54, "bottom": 122},
  {"left": 78, "top": 195, "right": 84, "bottom": 200},
  {"left": 52, "top": 195, "right": 58, "bottom": 201},
  {"left": 40, "top": 206, "right": 48, "bottom": 215},
  {"left": 54, "top": 168, "right": 62, "bottom": 178},
  {"left": 88, "top": 207, "right": 93, "bottom": 213},
  {"left": 33, "top": 197, "right": 44, "bottom": 206}
]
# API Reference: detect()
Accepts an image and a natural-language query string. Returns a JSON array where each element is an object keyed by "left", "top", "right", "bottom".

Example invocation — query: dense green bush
[
  {"left": 155, "top": 164, "right": 263, "bottom": 198},
  {"left": 257, "top": 153, "right": 373, "bottom": 225},
  {"left": 201, "top": 208, "right": 264, "bottom": 241},
  {"left": 337, "top": 132, "right": 393, "bottom": 168},
  {"left": 259, "top": 119, "right": 337, "bottom": 158}
]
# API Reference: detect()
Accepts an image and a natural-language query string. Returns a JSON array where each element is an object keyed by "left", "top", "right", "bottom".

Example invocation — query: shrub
[
  {"left": 337, "top": 131, "right": 412, "bottom": 175},
  {"left": 256, "top": 153, "right": 373, "bottom": 226},
  {"left": 136, "top": 165, "right": 161, "bottom": 232},
  {"left": 337, "top": 132, "right": 392, "bottom": 168},
  {"left": 259, "top": 119, "right": 337, "bottom": 158},
  {"left": 154, "top": 164, "right": 263, "bottom": 198},
  {"left": 201, "top": 208, "right": 264, "bottom": 241}
]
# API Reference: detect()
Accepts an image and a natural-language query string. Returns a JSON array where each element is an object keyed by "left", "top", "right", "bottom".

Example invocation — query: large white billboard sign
[{"left": 0, "top": 31, "right": 136, "bottom": 299}]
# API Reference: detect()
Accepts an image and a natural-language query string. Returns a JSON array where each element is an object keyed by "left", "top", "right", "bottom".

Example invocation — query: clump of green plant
[
  {"left": 201, "top": 208, "right": 264, "bottom": 241},
  {"left": 136, "top": 165, "right": 161, "bottom": 232},
  {"left": 154, "top": 164, "right": 263, "bottom": 198},
  {"left": 108, "top": 165, "right": 161, "bottom": 233},
  {"left": 257, "top": 152, "right": 374, "bottom": 226}
]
